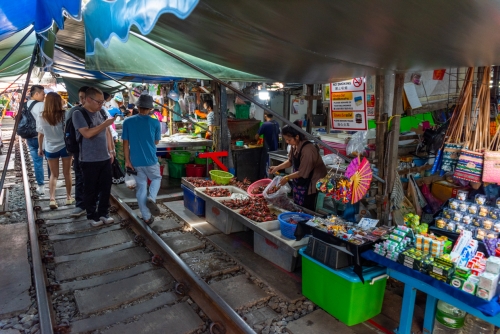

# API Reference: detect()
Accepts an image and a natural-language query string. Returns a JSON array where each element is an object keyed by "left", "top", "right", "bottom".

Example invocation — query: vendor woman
[
  {"left": 269, "top": 125, "right": 327, "bottom": 211},
  {"left": 204, "top": 100, "right": 214, "bottom": 139}
]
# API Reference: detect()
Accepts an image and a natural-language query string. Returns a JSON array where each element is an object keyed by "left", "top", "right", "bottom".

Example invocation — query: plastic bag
[
  {"left": 346, "top": 131, "right": 368, "bottom": 156},
  {"left": 111, "top": 159, "right": 125, "bottom": 184},
  {"left": 263, "top": 176, "right": 301, "bottom": 211},
  {"left": 124, "top": 174, "right": 136, "bottom": 189},
  {"left": 263, "top": 176, "right": 290, "bottom": 198},
  {"left": 230, "top": 193, "right": 248, "bottom": 200},
  {"left": 322, "top": 153, "right": 344, "bottom": 166}
]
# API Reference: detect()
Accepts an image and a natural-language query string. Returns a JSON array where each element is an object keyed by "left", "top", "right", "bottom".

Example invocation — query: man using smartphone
[
  {"left": 73, "top": 87, "right": 117, "bottom": 226},
  {"left": 122, "top": 94, "right": 161, "bottom": 224}
]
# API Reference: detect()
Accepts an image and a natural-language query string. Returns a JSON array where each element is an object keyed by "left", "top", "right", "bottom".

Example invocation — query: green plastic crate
[
  {"left": 235, "top": 104, "right": 250, "bottom": 119},
  {"left": 168, "top": 160, "right": 186, "bottom": 179},
  {"left": 300, "top": 249, "right": 387, "bottom": 326}
]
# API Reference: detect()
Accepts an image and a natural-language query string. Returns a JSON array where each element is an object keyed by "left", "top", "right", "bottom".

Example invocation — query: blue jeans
[
  {"left": 26, "top": 137, "right": 45, "bottom": 186},
  {"left": 133, "top": 164, "right": 161, "bottom": 220}
]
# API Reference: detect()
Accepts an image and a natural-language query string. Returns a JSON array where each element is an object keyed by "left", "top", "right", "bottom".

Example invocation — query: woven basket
[
  {"left": 442, "top": 143, "right": 463, "bottom": 172},
  {"left": 453, "top": 67, "right": 491, "bottom": 183},
  {"left": 454, "top": 149, "right": 484, "bottom": 183},
  {"left": 483, "top": 126, "right": 500, "bottom": 183}
]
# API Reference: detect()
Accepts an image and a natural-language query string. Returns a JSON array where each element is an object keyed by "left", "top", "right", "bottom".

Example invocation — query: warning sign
[{"left": 330, "top": 78, "right": 367, "bottom": 130}]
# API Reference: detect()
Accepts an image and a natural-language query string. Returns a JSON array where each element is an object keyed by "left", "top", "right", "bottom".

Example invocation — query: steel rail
[
  {"left": 19, "top": 139, "right": 55, "bottom": 334},
  {"left": 110, "top": 189, "right": 255, "bottom": 334}
]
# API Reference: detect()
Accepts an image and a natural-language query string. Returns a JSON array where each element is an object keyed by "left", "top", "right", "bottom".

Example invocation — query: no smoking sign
[{"left": 352, "top": 77, "right": 363, "bottom": 87}]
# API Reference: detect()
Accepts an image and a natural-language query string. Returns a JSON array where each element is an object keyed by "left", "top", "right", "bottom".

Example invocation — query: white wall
[{"left": 289, "top": 96, "right": 317, "bottom": 123}]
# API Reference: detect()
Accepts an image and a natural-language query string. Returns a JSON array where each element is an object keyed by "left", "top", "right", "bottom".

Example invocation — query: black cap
[{"left": 136, "top": 94, "right": 154, "bottom": 109}]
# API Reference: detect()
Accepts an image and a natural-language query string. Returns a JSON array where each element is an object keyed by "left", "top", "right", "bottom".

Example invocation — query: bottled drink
[
  {"left": 461, "top": 314, "right": 494, "bottom": 333},
  {"left": 433, "top": 300, "right": 466, "bottom": 333}
]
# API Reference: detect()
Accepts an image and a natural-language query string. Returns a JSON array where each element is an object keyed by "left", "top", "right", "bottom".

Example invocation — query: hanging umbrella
[{"left": 346, "top": 157, "right": 373, "bottom": 204}]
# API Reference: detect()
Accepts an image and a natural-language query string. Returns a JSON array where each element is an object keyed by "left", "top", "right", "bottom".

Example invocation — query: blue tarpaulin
[{"left": 0, "top": 0, "right": 80, "bottom": 40}]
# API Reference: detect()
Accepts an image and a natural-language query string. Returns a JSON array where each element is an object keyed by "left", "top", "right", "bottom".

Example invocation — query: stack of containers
[{"left": 168, "top": 151, "right": 191, "bottom": 178}]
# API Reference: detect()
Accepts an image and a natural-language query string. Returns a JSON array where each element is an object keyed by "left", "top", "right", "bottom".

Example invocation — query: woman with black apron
[{"left": 269, "top": 125, "right": 327, "bottom": 211}]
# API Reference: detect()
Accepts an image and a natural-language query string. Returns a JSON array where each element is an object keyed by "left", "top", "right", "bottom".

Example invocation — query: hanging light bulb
[{"left": 258, "top": 83, "right": 270, "bottom": 100}]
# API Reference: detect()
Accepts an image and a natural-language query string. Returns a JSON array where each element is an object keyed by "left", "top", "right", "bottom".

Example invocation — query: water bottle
[
  {"left": 461, "top": 314, "right": 494, "bottom": 333},
  {"left": 433, "top": 300, "right": 466, "bottom": 333}
]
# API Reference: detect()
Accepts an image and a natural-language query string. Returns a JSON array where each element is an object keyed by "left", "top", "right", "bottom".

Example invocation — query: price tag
[{"left": 358, "top": 218, "right": 379, "bottom": 229}]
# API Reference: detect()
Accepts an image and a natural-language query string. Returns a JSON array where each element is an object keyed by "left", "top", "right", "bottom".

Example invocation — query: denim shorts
[{"left": 45, "top": 147, "right": 70, "bottom": 160}]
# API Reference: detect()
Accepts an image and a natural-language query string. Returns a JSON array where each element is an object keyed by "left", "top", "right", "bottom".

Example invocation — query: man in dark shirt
[
  {"left": 256, "top": 112, "right": 280, "bottom": 151},
  {"left": 256, "top": 112, "right": 280, "bottom": 178}
]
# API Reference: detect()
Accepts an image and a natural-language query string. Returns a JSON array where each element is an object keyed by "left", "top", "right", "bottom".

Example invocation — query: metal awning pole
[
  {"left": 0, "top": 27, "right": 34, "bottom": 68},
  {"left": 0, "top": 44, "right": 37, "bottom": 191},
  {"left": 0, "top": 73, "right": 24, "bottom": 96},
  {"left": 130, "top": 31, "right": 384, "bottom": 183}
]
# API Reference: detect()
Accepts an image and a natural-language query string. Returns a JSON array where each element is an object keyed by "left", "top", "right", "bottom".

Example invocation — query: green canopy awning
[
  {"left": 60, "top": 77, "right": 124, "bottom": 105},
  {"left": 85, "top": 33, "right": 266, "bottom": 82},
  {"left": 0, "top": 27, "right": 35, "bottom": 78}
]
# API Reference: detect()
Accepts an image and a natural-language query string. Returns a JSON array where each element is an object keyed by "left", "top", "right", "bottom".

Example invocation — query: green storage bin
[
  {"left": 300, "top": 249, "right": 387, "bottom": 326},
  {"left": 171, "top": 151, "right": 191, "bottom": 164},
  {"left": 235, "top": 104, "right": 250, "bottom": 119},
  {"left": 168, "top": 160, "right": 186, "bottom": 179},
  {"left": 194, "top": 157, "right": 213, "bottom": 165}
]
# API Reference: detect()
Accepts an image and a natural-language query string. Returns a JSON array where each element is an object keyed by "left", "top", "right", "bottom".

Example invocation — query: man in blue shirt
[
  {"left": 256, "top": 112, "right": 280, "bottom": 151},
  {"left": 123, "top": 94, "right": 162, "bottom": 224},
  {"left": 255, "top": 112, "right": 281, "bottom": 178}
]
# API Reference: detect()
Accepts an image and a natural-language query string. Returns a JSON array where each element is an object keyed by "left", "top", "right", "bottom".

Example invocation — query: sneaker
[
  {"left": 100, "top": 216, "right": 114, "bottom": 224},
  {"left": 70, "top": 207, "right": 86, "bottom": 218},
  {"left": 36, "top": 185, "right": 45, "bottom": 196},
  {"left": 146, "top": 197, "right": 161, "bottom": 216},
  {"left": 143, "top": 216, "right": 155, "bottom": 225},
  {"left": 89, "top": 218, "right": 103, "bottom": 227}
]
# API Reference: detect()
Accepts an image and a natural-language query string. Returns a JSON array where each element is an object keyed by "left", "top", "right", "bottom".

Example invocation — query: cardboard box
[{"left": 431, "top": 181, "right": 468, "bottom": 203}]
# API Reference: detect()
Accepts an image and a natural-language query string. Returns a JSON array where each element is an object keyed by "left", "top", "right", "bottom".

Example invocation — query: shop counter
[
  {"left": 362, "top": 250, "right": 500, "bottom": 334},
  {"left": 157, "top": 138, "right": 213, "bottom": 148},
  {"left": 194, "top": 189, "right": 309, "bottom": 271},
  {"left": 295, "top": 221, "right": 378, "bottom": 282}
]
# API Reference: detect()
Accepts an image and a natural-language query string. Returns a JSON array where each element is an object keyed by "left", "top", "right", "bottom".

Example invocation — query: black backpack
[
  {"left": 17, "top": 101, "right": 40, "bottom": 139},
  {"left": 65, "top": 107, "right": 107, "bottom": 154}
]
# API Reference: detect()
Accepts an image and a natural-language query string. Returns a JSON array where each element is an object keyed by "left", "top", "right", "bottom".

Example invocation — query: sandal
[
  {"left": 66, "top": 198, "right": 75, "bottom": 205},
  {"left": 49, "top": 200, "right": 58, "bottom": 209}
]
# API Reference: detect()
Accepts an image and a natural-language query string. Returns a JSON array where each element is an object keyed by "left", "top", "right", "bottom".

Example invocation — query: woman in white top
[{"left": 37, "top": 92, "right": 73, "bottom": 209}]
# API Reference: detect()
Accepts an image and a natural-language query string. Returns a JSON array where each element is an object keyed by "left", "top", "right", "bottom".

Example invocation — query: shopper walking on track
[
  {"left": 68, "top": 86, "right": 88, "bottom": 217},
  {"left": 37, "top": 92, "right": 74, "bottom": 209},
  {"left": 25, "top": 85, "right": 46, "bottom": 195},
  {"left": 122, "top": 94, "right": 161, "bottom": 224},
  {"left": 72, "top": 87, "right": 117, "bottom": 226}
]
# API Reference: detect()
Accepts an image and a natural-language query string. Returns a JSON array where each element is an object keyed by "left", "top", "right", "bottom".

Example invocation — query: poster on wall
[
  {"left": 366, "top": 94, "right": 375, "bottom": 119},
  {"left": 330, "top": 78, "right": 367, "bottom": 130},
  {"left": 323, "top": 84, "right": 330, "bottom": 101}
]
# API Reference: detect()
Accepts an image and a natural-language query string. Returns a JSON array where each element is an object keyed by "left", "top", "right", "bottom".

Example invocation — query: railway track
[
  {"left": 18, "top": 137, "right": 266, "bottom": 334},
  {"left": 0, "top": 127, "right": 404, "bottom": 334}
]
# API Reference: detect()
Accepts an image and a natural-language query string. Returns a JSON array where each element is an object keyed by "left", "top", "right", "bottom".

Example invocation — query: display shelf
[{"left": 362, "top": 250, "right": 500, "bottom": 334}]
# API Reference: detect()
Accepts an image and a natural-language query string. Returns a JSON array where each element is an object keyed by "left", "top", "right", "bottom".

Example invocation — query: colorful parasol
[{"left": 346, "top": 157, "right": 373, "bottom": 204}]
